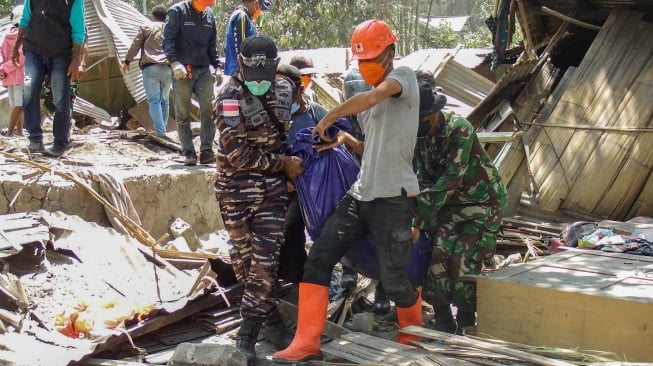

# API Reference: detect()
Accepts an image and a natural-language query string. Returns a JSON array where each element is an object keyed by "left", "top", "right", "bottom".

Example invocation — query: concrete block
[
  {"left": 169, "top": 217, "right": 202, "bottom": 251},
  {"left": 169, "top": 343, "right": 246, "bottom": 366},
  {"left": 0, "top": 160, "right": 223, "bottom": 238}
]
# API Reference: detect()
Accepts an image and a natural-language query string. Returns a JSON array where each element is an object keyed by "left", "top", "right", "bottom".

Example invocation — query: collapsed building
[{"left": 0, "top": 0, "right": 652, "bottom": 364}]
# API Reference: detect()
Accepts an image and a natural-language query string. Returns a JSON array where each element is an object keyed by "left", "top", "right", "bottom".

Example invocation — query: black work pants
[
  {"left": 303, "top": 193, "right": 417, "bottom": 307},
  {"left": 278, "top": 191, "right": 307, "bottom": 283}
]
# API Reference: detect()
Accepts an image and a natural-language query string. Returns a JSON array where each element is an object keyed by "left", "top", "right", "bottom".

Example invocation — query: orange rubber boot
[
  {"left": 396, "top": 292, "right": 423, "bottom": 345},
  {"left": 272, "top": 282, "right": 328, "bottom": 363}
]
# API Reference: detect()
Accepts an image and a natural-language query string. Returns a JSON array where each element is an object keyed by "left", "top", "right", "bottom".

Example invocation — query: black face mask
[{"left": 417, "top": 120, "right": 431, "bottom": 137}]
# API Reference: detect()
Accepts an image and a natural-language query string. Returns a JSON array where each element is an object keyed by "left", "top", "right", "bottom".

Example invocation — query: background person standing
[
  {"left": 1, "top": 5, "right": 25, "bottom": 137},
  {"left": 223, "top": 0, "right": 269, "bottom": 77},
  {"left": 11, "top": 0, "right": 86, "bottom": 157},
  {"left": 163, "top": 0, "right": 220, "bottom": 166},
  {"left": 123, "top": 5, "right": 172, "bottom": 138}
]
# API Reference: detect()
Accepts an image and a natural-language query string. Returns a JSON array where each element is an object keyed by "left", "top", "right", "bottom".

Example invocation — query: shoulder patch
[
  {"left": 225, "top": 117, "right": 241, "bottom": 127},
  {"left": 223, "top": 99, "right": 240, "bottom": 117}
]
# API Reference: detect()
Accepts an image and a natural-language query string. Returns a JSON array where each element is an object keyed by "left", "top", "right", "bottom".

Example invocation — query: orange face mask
[
  {"left": 251, "top": 7, "right": 262, "bottom": 20},
  {"left": 358, "top": 52, "right": 389, "bottom": 87},
  {"left": 192, "top": 1, "right": 208, "bottom": 12},
  {"left": 300, "top": 74, "right": 312, "bottom": 89}
]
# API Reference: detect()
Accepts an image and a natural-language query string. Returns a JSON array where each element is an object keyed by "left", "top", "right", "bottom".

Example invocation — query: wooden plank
[
  {"left": 497, "top": 62, "right": 571, "bottom": 190},
  {"left": 627, "top": 168, "right": 653, "bottom": 218},
  {"left": 0, "top": 229, "right": 23, "bottom": 253},
  {"left": 476, "top": 132, "right": 514, "bottom": 143},
  {"left": 401, "top": 326, "right": 576, "bottom": 366},
  {"left": 537, "top": 10, "right": 650, "bottom": 211},
  {"left": 531, "top": 9, "right": 634, "bottom": 211},
  {"left": 1, "top": 226, "right": 50, "bottom": 247},
  {"left": 583, "top": 58, "right": 653, "bottom": 218},
  {"left": 0, "top": 218, "right": 41, "bottom": 231},
  {"left": 476, "top": 252, "right": 653, "bottom": 362},
  {"left": 559, "top": 21, "right": 653, "bottom": 214},
  {"left": 477, "top": 279, "right": 652, "bottom": 362}
]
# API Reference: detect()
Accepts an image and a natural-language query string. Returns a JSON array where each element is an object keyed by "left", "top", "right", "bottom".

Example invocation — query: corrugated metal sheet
[
  {"left": 397, "top": 48, "right": 491, "bottom": 70},
  {"left": 467, "top": 59, "right": 537, "bottom": 127},
  {"left": 395, "top": 49, "right": 494, "bottom": 117},
  {"left": 84, "top": 0, "right": 115, "bottom": 58},
  {"left": 89, "top": 0, "right": 148, "bottom": 104}
]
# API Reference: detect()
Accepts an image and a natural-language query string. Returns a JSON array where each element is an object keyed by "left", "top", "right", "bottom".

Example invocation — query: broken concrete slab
[
  {"left": 0, "top": 134, "right": 223, "bottom": 238},
  {"left": 168, "top": 342, "right": 246, "bottom": 366}
]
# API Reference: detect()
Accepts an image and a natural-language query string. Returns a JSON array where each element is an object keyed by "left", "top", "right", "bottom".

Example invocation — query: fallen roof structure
[{"left": 470, "top": 1, "right": 653, "bottom": 221}]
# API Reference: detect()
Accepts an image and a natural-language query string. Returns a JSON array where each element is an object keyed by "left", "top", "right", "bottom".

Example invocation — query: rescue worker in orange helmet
[{"left": 273, "top": 19, "right": 423, "bottom": 363}]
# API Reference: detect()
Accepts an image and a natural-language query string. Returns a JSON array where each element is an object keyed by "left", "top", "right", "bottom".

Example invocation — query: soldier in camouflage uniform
[
  {"left": 412, "top": 74, "right": 507, "bottom": 334},
  {"left": 213, "top": 35, "right": 303, "bottom": 365}
]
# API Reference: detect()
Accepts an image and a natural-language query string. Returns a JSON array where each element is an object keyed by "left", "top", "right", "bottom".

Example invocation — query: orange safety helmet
[{"left": 350, "top": 19, "right": 398, "bottom": 60}]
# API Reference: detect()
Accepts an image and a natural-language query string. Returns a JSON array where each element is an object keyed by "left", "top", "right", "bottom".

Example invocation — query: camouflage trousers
[
  {"left": 422, "top": 205, "right": 502, "bottom": 313},
  {"left": 217, "top": 184, "right": 288, "bottom": 320}
]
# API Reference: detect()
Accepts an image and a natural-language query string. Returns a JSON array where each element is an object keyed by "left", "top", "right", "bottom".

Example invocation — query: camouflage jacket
[
  {"left": 414, "top": 112, "right": 507, "bottom": 230},
  {"left": 214, "top": 75, "right": 294, "bottom": 196}
]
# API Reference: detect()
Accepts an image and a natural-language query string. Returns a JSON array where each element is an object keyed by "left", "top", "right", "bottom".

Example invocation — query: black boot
[
  {"left": 432, "top": 305, "right": 456, "bottom": 334},
  {"left": 372, "top": 282, "right": 391, "bottom": 316},
  {"left": 236, "top": 318, "right": 262, "bottom": 366},
  {"left": 340, "top": 266, "right": 357, "bottom": 290},
  {"left": 264, "top": 308, "right": 293, "bottom": 349},
  {"left": 456, "top": 310, "right": 476, "bottom": 335}
]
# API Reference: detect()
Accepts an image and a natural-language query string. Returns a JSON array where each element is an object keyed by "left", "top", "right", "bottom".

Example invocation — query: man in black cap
[
  {"left": 411, "top": 74, "right": 507, "bottom": 335},
  {"left": 213, "top": 35, "right": 303, "bottom": 365}
]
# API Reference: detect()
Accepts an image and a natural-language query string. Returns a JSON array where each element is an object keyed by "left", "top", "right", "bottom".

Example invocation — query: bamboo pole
[{"left": 0, "top": 151, "right": 155, "bottom": 246}]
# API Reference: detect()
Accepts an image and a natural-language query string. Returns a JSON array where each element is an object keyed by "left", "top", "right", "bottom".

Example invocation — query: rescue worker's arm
[
  {"left": 207, "top": 20, "right": 219, "bottom": 69},
  {"left": 313, "top": 131, "right": 364, "bottom": 156},
  {"left": 313, "top": 78, "right": 401, "bottom": 142},
  {"left": 216, "top": 97, "right": 301, "bottom": 175},
  {"left": 232, "top": 12, "right": 249, "bottom": 59},
  {"left": 124, "top": 25, "right": 147, "bottom": 72},
  {"left": 414, "top": 121, "right": 474, "bottom": 230},
  {"left": 10, "top": 28, "right": 25, "bottom": 67},
  {"left": 67, "top": 0, "right": 86, "bottom": 81},
  {"left": 11, "top": 1, "right": 29, "bottom": 67},
  {"left": 162, "top": 9, "right": 179, "bottom": 63}
]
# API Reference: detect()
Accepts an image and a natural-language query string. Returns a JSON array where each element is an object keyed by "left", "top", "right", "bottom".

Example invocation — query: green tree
[
  {"left": 122, "top": 0, "right": 501, "bottom": 52},
  {"left": 0, "top": 0, "right": 17, "bottom": 19}
]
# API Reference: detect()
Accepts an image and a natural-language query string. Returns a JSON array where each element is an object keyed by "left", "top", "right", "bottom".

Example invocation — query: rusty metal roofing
[{"left": 87, "top": 0, "right": 149, "bottom": 104}]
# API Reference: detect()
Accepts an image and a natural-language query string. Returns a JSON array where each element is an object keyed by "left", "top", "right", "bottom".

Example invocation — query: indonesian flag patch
[{"left": 223, "top": 99, "right": 239, "bottom": 117}]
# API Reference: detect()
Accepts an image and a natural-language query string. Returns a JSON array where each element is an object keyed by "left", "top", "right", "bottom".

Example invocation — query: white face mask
[{"left": 290, "top": 101, "right": 300, "bottom": 114}]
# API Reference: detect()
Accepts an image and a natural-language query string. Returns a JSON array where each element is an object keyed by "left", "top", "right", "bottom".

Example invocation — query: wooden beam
[
  {"left": 402, "top": 326, "right": 576, "bottom": 366},
  {"left": 477, "top": 132, "right": 515, "bottom": 143},
  {"left": 525, "top": 5, "right": 602, "bottom": 31}
]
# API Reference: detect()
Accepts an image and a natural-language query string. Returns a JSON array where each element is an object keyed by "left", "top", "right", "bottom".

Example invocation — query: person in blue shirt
[
  {"left": 11, "top": 0, "right": 86, "bottom": 157},
  {"left": 223, "top": 0, "right": 270, "bottom": 76}
]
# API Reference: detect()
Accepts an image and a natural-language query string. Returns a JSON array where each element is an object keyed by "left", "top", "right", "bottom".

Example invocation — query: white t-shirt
[{"left": 349, "top": 66, "right": 420, "bottom": 201}]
